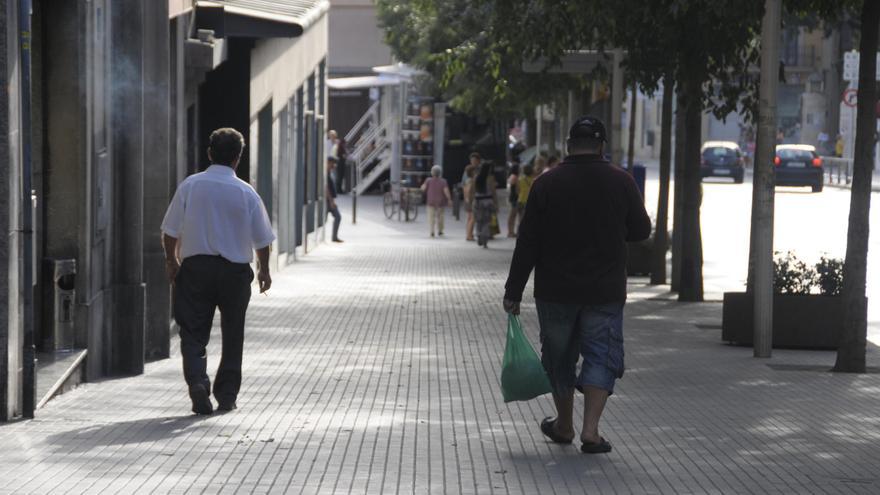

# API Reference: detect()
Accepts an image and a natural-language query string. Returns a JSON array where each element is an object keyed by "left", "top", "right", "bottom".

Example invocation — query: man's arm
[
  {"left": 503, "top": 183, "right": 542, "bottom": 313},
  {"left": 256, "top": 245, "right": 272, "bottom": 293},
  {"left": 162, "top": 233, "right": 180, "bottom": 284},
  {"left": 443, "top": 186, "right": 452, "bottom": 204},
  {"left": 625, "top": 177, "right": 652, "bottom": 242}
]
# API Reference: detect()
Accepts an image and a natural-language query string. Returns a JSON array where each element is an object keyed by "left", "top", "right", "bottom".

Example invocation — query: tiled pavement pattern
[{"left": 1, "top": 197, "right": 879, "bottom": 494}]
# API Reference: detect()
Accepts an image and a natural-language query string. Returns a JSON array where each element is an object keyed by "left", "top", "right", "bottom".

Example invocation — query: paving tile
[{"left": 0, "top": 196, "right": 879, "bottom": 494}]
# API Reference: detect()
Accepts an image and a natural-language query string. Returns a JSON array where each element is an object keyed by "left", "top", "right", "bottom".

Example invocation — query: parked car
[
  {"left": 774, "top": 144, "right": 823, "bottom": 193},
  {"left": 701, "top": 141, "right": 745, "bottom": 183}
]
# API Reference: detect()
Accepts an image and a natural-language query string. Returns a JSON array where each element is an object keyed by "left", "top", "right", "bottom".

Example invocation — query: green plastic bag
[{"left": 501, "top": 314, "right": 553, "bottom": 402}]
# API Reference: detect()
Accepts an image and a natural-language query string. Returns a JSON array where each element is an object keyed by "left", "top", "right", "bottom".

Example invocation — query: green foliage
[
  {"left": 772, "top": 251, "right": 845, "bottom": 295},
  {"left": 376, "top": 0, "right": 860, "bottom": 120},
  {"left": 773, "top": 251, "right": 816, "bottom": 295},
  {"left": 376, "top": 0, "right": 587, "bottom": 118},
  {"left": 814, "top": 255, "right": 845, "bottom": 296}
]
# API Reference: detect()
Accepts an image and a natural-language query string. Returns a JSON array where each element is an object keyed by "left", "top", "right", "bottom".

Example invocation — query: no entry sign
[{"left": 843, "top": 88, "right": 858, "bottom": 108}]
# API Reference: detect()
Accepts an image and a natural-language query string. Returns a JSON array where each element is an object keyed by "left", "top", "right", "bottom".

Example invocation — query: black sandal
[
  {"left": 580, "top": 437, "right": 612, "bottom": 454},
  {"left": 540, "top": 417, "right": 573, "bottom": 444}
]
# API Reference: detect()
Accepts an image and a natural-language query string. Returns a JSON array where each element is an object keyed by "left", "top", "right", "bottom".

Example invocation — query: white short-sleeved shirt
[{"left": 161, "top": 165, "right": 275, "bottom": 264}]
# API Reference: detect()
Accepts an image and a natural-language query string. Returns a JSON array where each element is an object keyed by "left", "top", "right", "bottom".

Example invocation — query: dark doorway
[
  {"left": 256, "top": 103, "right": 273, "bottom": 218},
  {"left": 198, "top": 39, "right": 254, "bottom": 181}
]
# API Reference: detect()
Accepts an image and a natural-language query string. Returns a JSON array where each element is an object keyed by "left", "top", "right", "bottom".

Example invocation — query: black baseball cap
[{"left": 569, "top": 116, "right": 607, "bottom": 143}]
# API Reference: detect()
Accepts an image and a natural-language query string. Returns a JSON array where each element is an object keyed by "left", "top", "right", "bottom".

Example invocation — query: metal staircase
[{"left": 346, "top": 101, "right": 394, "bottom": 196}]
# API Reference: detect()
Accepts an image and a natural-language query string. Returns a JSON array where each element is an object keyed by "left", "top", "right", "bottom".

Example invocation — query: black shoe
[
  {"left": 332, "top": 238, "right": 344, "bottom": 243},
  {"left": 189, "top": 384, "right": 213, "bottom": 415},
  {"left": 580, "top": 437, "right": 612, "bottom": 454},
  {"left": 217, "top": 401, "right": 237, "bottom": 412},
  {"left": 540, "top": 417, "right": 574, "bottom": 444}
]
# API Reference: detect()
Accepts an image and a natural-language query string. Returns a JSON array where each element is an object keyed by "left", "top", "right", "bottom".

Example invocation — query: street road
[{"left": 639, "top": 161, "right": 880, "bottom": 344}]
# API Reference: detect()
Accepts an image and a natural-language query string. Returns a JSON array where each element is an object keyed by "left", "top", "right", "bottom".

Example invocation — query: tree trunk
[
  {"left": 671, "top": 89, "right": 686, "bottom": 292},
  {"left": 677, "top": 79, "right": 704, "bottom": 302},
  {"left": 834, "top": 0, "right": 878, "bottom": 373},
  {"left": 651, "top": 77, "right": 674, "bottom": 285},
  {"left": 627, "top": 81, "right": 638, "bottom": 172}
]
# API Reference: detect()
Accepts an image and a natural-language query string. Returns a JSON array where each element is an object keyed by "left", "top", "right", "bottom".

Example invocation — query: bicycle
[{"left": 382, "top": 182, "right": 420, "bottom": 221}]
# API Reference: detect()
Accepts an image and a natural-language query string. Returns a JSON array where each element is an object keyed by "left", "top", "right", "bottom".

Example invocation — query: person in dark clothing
[
  {"left": 472, "top": 161, "right": 498, "bottom": 248},
  {"left": 327, "top": 156, "right": 343, "bottom": 243},
  {"left": 503, "top": 116, "right": 651, "bottom": 454},
  {"left": 335, "top": 138, "right": 348, "bottom": 193}
]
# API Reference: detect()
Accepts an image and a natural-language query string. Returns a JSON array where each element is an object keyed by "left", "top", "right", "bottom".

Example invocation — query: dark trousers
[
  {"left": 173, "top": 255, "right": 253, "bottom": 403},
  {"left": 328, "top": 201, "right": 341, "bottom": 240}
]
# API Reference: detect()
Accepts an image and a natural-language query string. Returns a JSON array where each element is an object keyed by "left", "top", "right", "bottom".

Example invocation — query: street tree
[
  {"left": 375, "top": 0, "right": 590, "bottom": 118},
  {"left": 834, "top": 0, "right": 878, "bottom": 373}
]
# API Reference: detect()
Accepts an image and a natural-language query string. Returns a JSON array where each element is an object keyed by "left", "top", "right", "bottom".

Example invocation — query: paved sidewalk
[{"left": 1, "top": 196, "right": 879, "bottom": 494}]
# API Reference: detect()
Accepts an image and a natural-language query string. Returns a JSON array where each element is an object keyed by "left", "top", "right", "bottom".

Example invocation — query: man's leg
[
  {"left": 437, "top": 207, "right": 445, "bottom": 234},
  {"left": 330, "top": 203, "right": 342, "bottom": 241},
  {"left": 427, "top": 205, "right": 436, "bottom": 235},
  {"left": 173, "top": 257, "right": 219, "bottom": 413},
  {"left": 577, "top": 303, "right": 625, "bottom": 447},
  {"left": 214, "top": 263, "right": 253, "bottom": 408},
  {"left": 582, "top": 386, "right": 610, "bottom": 444},
  {"left": 535, "top": 300, "right": 581, "bottom": 441},
  {"left": 466, "top": 211, "right": 475, "bottom": 240}
]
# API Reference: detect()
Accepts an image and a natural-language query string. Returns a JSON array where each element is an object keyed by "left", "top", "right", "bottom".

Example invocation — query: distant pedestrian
[
  {"left": 421, "top": 165, "right": 453, "bottom": 237},
  {"left": 503, "top": 116, "right": 651, "bottom": 454},
  {"left": 326, "top": 129, "right": 338, "bottom": 162},
  {"left": 335, "top": 138, "right": 349, "bottom": 193},
  {"left": 472, "top": 161, "right": 498, "bottom": 248},
  {"left": 463, "top": 152, "right": 482, "bottom": 241},
  {"left": 515, "top": 163, "right": 535, "bottom": 225},
  {"left": 327, "top": 157, "right": 343, "bottom": 243},
  {"left": 533, "top": 153, "right": 548, "bottom": 175},
  {"left": 835, "top": 134, "right": 844, "bottom": 158},
  {"left": 506, "top": 163, "right": 520, "bottom": 238},
  {"left": 161, "top": 128, "right": 275, "bottom": 415}
]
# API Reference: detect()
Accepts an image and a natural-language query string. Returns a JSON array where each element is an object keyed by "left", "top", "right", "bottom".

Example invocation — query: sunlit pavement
[
  {"left": 639, "top": 161, "right": 880, "bottom": 345},
  {"left": 0, "top": 194, "right": 879, "bottom": 494}
]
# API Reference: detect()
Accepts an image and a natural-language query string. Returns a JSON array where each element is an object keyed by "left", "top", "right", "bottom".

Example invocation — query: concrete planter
[{"left": 721, "top": 292, "right": 858, "bottom": 349}]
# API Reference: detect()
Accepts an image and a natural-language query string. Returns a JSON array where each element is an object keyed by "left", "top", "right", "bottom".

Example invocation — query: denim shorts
[{"left": 535, "top": 300, "right": 625, "bottom": 396}]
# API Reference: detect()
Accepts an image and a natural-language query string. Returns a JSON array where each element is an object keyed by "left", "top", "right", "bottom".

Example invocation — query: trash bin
[
  {"left": 51, "top": 259, "right": 76, "bottom": 351},
  {"left": 632, "top": 164, "right": 647, "bottom": 200}
]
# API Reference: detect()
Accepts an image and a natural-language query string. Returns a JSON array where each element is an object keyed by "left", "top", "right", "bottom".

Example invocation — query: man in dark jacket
[{"left": 503, "top": 116, "right": 651, "bottom": 454}]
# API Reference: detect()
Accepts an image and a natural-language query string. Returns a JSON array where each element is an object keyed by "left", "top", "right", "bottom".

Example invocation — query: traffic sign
[
  {"left": 843, "top": 88, "right": 858, "bottom": 107},
  {"left": 842, "top": 50, "right": 880, "bottom": 82}
]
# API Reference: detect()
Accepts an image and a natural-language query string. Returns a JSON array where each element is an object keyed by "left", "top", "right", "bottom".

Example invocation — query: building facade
[{"left": 1, "top": 0, "right": 329, "bottom": 421}]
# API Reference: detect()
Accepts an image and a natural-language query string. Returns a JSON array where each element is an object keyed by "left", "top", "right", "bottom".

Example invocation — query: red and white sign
[{"left": 843, "top": 88, "right": 859, "bottom": 108}]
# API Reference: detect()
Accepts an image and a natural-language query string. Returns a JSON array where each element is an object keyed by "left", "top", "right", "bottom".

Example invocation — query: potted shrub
[{"left": 721, "top": 252, "right": 853, "bottom": 349}]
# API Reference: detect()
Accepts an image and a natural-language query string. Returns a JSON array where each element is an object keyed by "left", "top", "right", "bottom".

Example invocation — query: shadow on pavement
[{"left": 45, "top": 414, "right": 211, "bottom": 453}]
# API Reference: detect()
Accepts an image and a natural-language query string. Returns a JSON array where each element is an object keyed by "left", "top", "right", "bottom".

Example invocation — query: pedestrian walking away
[
  {"left": 506, "top": 163, "right": 520, "bottom": 238},
  {"left": 516, "top": 163, "right": 535, "bottom": 225},
  {"left": 473, "top": 161, "right": 498, "bottom": 248},
  {"left": 327, "top": 156, "right": 343, "bottom": 243},
  {"left": 421, "top": 165, "right": 453, "bottom": 237},
  {"left": 503, "top": 116, "right": 651, "bottom": 454},
  {"left": 463, "top": 152, "right": 482, "bottom": 241},
  {"left": 160, "top": 128, "right": 275, "bottom": 415}
]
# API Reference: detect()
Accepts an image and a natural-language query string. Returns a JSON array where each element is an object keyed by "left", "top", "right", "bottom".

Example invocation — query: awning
[
  {"left": 327, "top": 74, "right": 408, "bottom": 90},
  {"left": 194, "top": 0, "right": 329, "bottom": 38}
]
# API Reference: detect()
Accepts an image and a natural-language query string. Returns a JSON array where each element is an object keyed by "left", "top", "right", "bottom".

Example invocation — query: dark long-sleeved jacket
[{"left": 504, "top": 154, "right": 652, "bottom": 304}]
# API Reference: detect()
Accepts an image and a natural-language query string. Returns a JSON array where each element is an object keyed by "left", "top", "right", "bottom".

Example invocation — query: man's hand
[
  {"left": 258, "top": 269, "right": 272, "bottom": 293},
  {"left": 165, "top": 259, "right": 180, "bottom": 285},
  {"left": 503, "top": 298, "right": 520, "bottom": 315}
]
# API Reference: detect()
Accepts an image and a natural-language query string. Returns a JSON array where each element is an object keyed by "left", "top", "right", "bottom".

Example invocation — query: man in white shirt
[
  {"left": 325, "top": 129, "right": 338, "bottom": 162},
  {"left": 161, "top": 128, "right": 275, "bottom": 415}
]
